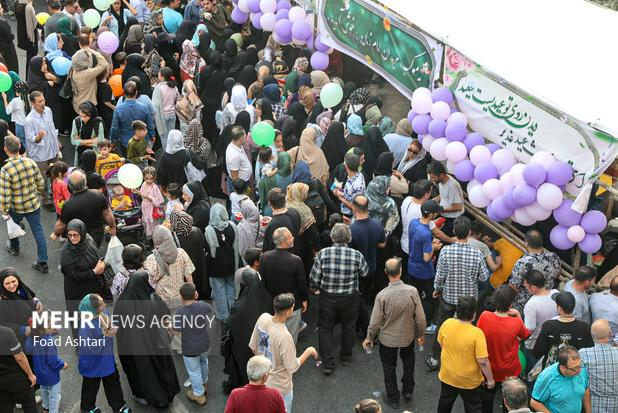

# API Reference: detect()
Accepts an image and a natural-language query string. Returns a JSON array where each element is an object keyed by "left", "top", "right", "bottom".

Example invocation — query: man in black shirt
[
  {"left": 532, "top": 291, "right": 594, "bottom": 367},
  {"left": 262, "top": 188, "right": 301, "bottom": 254},
  {"left": 51, "top": 170, "right": 116, "bottom": 246},
  {"left": 261, "top": 227, "right": 308, "bottom": 343},
  {"left": 0, "top": 326, "right": 37, "bottom": 412}
]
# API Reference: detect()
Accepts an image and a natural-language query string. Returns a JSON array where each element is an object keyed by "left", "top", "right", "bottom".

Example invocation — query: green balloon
[
  {"left": 251, "top": 121, "right": 275, "bottom": 146},
  {"left": 320, "top": 82, "right": 343, "bottom": 108},
  {"left": 93, "top": 0, "right": 108, "bottom": 11},
  {"left": 518, "top": 349, "right": 526, "bottom": 371},
  {"left": 0, "top": 72, "right": 12, "bottom": 93},
  {"left": 83, "top": 9, "right": 101, "bottom": 29}
]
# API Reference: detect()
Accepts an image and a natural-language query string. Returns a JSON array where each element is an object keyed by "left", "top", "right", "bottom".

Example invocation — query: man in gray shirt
[
  {"left": 427, "top": 161, "right": 463, "bottom": 236},
  {"left": 564, "top": 265, "right": 595, "bottom": 324},
  {"left": 44, "top": 0, "right": 79, "bottom": 36},
  {"left": 590, "top": 274, "right": 618, "bottom": 344}
]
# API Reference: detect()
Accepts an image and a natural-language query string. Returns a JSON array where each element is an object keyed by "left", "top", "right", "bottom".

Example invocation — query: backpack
[{"left": 305, "top": 181, "right": 326, "bottom": 229}]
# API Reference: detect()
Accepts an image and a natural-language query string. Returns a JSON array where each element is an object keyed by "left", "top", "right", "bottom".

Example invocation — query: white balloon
[
  {"left": 412, "top": 87, "right": 431, "bottom": 98},
  {"left": 530, "top": 151, "right": 556, "bottom": 169},
  {"left": 467, "top": 179, "right": 481, "bottom": 191},
  {"left": 499, "top": 172, "right": 513, "bottom": 192},
  {"left": 482, "top": 179, "right": 503, "bottom": 200},
  {"left": 469, "top": 145, "right": 491, "bottom": 166},
  {"left": 509, "top": 163, "right": 526, "bottom": 186},
  {"left": 469, "top": 185, "right": 490, "bottom": 208},
  {"left": 422, "top": 136, "right": 435, "bottom": 152},
  {"left": 525, "top": 202, "right": 552, "bottom": 221},
  {"left": 536, "top": 183, "right": 563, "bottom": 210},
  {"left": 445, "top": 141, "right": 467, "bottom": 162},
  {"left": 429, "top": 138, "right": 449, "bottom": 161},
  {"left": 117, "top": 164, "right": 143, "bottom": 189},
  {"left": 446, "top": 159, "right": 457, "bottom": 173},
  {"left": 513, "top": 208, "right": 536, "bottom": 226},
  {"left": 567, "top": 225, "right": 586, "bottom": 243}
]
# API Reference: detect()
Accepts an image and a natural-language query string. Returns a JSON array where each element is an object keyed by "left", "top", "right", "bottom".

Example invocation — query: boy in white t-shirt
[{"left": 2, "top": 81, "right": 29, "bottom": 148}]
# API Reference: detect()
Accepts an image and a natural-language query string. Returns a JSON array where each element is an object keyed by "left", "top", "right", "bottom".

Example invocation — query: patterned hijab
[
  {"left": 152, "top": 225, "right": 179, "bottom": 276},
  {"left": 366, "top": 175, "right": 400, "bottom": 235},
  {"left": 184, "top": 119, "right": 210, "bottom": 160},
  {"left": 165, "top": 130, "right": 185, "bottom": 154},
  {"left": 170, "top": 210, "right": 193, "bottom": 238},
  {"left": 286, "top": 182, "right": 316, "bottom": 234}
]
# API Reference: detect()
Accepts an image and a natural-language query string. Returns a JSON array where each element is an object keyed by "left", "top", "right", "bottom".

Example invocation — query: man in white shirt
[
  {"left": 523, "top": 269, "right": 559, "bottom": 366},
  {"left": 563, "top": 265, "right": 595, "bottom": 324},
  {"left": 427, "top": 161, "right": 464, "bottom": 236},
  {"left": 589, "top": 274, "right": 618, "bottom": 344},
  {"left": 225, "top": 126, "right": 252, "bottom": 190},
  {"left": 63, "top": 0, "right": 83, "bottom": 29},
  {"left": 130, "top": 0, "right": 151, "bottom": 22}
]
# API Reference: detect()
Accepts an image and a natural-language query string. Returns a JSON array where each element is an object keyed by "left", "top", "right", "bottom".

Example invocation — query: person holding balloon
[
  {"left": 100, "top": 0, "right": 137, "bottom": 39},
  {"left": 70, "top": 48, "right": 108, "bottom": 114}
]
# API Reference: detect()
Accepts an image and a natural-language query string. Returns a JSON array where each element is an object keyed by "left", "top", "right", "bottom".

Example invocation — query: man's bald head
[
  {"left": 68, "top": 170, "right": 87, "bottom": 192},
  {"left": 385, "top": 258, "right": 402, "bottom": 279},
  {"left": 352, "top": 194, "right": 369, "bottom": 214},
  {"left": 591, "top": 319, "right": 611, "bottom": 343}
]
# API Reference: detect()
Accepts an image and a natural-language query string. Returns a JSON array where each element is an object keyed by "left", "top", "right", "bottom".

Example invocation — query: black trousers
[
  {"left": 409, "top": 277, "right": 437, "bottom": 324},
  {"left": 81, "top": 368, "right": 126, "bottom": 412},
  {"left": 356, "top": 277, "right": 372, "bottom": 336},
  {"left": 431, "top": 298, "right": 457, "bottom": 359},
  {"left": 480, "top": 383, "right": 508, "bottom": 413},
  {"left": 0, "top": 376, "right": 37, "bottom": 413},
  {"left": 318, "top": 291, "right": 359, "bottom": 369},
  {"left": 379, "top": 341, "right": 416, "bottom": 403},
  {"left": 437, "top": 381, "right": 482, "bottom": 413}
]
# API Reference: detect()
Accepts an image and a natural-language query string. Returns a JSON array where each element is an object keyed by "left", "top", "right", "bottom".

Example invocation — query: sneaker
[
  {"left": 88, "top": 408, "right": 102, "bottom": 413},
  {"left": 184, "top": 378, "right": 191, "bottom": 388},
  {"left": 117, "top": 407, "right": 133, "bottom": 413},
  {"left": 425, "top": 356, "right": 439, "bottom": 371},
  {"left": 186, "top": 390, "right": 207, "bottom": 405},
  {"left": 35, "top": 395, "right": 41, "bottom": 404},
  {"left": 32, "top": 262, "right": 49, "bottom": 273},
  {"left": 425, "top": 324, "right": 437, "bottom": 334}
]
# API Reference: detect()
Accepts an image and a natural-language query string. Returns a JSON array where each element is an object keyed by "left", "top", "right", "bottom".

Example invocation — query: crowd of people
[{"left": 0, "top": 0, "right": 616, "bottom": 412}]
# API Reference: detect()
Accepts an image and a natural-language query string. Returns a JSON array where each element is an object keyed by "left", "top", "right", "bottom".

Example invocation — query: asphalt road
[{"left": 0, "top": 4, "right": 478, "bottom": 412}]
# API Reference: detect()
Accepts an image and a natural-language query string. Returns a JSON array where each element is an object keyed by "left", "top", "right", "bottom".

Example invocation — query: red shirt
[
  {"left": 477, "top": 311, "right": 531, "bottom": 382},
  {"left": 224, "top": 384, "right": 286, "bottom": 413}
]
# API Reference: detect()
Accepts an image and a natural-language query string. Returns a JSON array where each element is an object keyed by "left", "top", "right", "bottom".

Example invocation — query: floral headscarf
[
  {"left": 165, "top": 130, "right": 185, "bottom": 155},
  {"left": 184, "top": 119, "right": 210, "bottom": 161},
  {"left": 350, "top": 88, "right": 370, "bottom": 106},
  {"left": 366, "top": 175, "right": 400, "bottom": 235},
  {"left": 170, "top": 210, "right": 193, "bottom": 238}
]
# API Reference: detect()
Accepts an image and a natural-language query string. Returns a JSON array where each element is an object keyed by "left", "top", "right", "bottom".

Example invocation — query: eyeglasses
[
  {"left": 564, "top": 363, "right": 582, "bottom": 372},
  {"left": 67, "top": 233, "right": 81, "bottom": 239}
]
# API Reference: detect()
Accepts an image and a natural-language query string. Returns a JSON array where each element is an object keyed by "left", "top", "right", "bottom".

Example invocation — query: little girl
[
  {"left": 152, "top": 67, "right": 179, "bottom": 150},
  {"left": 165, "top": 183, "right": 183, "bottom": 220},
  {"left": 49, "top": 162, "right": 70, "bottom": 218},
  {"left": 2, "top": 81, "right": 28, "bottom": 149},
  {"left": 139, "top": 167, "right": 164, "bottom": 237}
]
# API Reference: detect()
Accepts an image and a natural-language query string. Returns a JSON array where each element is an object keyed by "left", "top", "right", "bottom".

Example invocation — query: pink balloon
[
  {"left": 288, "top": 6, "right": 306, "bottom": 23},
  {"left": 482, "top": 178, "right": 502, "bottom": 200},
  {"left": 514, "top": 208, "right": 536, "bottom": 226},
  {"left": 421, "top": 136, "right": 435, "bottom": 151},
  {"left": 469, "top": 185, "right": 490, "bottom": 208},
  {"left": 525, "top": 202, "right": 552, "bottom": 221},
  {"left": 97, "top": 31, "right": 119, "bottom": 54},
  {"left": 530, "top": 151, "right": 556, "bottom": 168},
  {"left": 430, "top": 101, "right": 451, "bottom": 121},
  {"left": 491, "top": 149, "right": 516, "bottom": 174},
  {"left": 567, "top": 225, "right": 586, "bottom": 243},
  {"left": 429, "top": 138, "right": 449, "bottom": 161},
  {"left": 579, "top": 233, "right": 602, "bottom": 254},
  {"left": 448, "top": 112, "right": 467, "bottom": 126},
  {"left": 499, "top": 172, "right": 513, "bottom": 192},
  {"left": 260, "top": 0, "right": 276, "bottom": 13},
  {"left": 411, "top": 93, "right": 433, "bottom": 115},
  {"left": 536, "top": 183, "right": 563, "bottom": 210},
  {"left": 469, "top": 145, "right": 491, "bottom": 166},
  {"left": 412, "top": 87, "right": 431, "bottom": 98},
  {"left": 445, "top": 141, "right": 467, "bottom": 162},
  {"left": 509, "top": 164, "right": 526, "bottom": 186}
]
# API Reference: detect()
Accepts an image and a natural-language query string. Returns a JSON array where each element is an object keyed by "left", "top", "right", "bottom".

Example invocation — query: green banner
[{"left": 319, "top": 0, "right": 442, "bottom": 99}]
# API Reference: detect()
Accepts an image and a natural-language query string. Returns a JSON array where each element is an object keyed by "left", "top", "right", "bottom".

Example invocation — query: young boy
[
  {"left": 96, "top": 139, "right": 123, "bottom": 177},
  {"left": 126, "top": 120, "right": 155, "bottom": 169},
  {"left": 111, "top": 185, "right": 133, "bottom": 211},
  {"left": 173, "top": 283, "right": 212, "bottom": 406},
  {"left": 229, "top": 179, "right": 249, "bottom": 222},
  {"left": 113, "top": 52, "right": 127, "bottom": 76}
]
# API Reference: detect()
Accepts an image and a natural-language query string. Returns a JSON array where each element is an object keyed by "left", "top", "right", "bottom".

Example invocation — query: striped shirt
[
  {"left": 310, "top": 244, "right": 368, "bottom": 294},
  {"left": 0, "top": 156, "right": 44, "bottom": 214},
  {"left": 579, "top": 343, "right": 618, "bottom": 413}
]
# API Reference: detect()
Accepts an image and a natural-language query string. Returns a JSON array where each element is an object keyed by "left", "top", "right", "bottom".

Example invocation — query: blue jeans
[
  {"left": 159, "top": 113, "right": 176, "bottom": 151},
  {"left": 40, "top": 382, "right": 61, "bottom": 413},
  {"left": 183, "top": 351, "right": 209, "bottom": 397},
  {"left": 15, "top": 124, "right": 25, "bottom": 149},
  {"left": 9, "top": 208, "right": 48, "bottom": 263},
  {"left": 282, "top": 390, "right": 293, "bottom": 413},
  {"left": 209, "top": 275, "right": 235, "bottom": 321}
]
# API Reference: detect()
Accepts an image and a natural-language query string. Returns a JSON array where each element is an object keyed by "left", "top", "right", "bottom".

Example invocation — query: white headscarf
[
  {"left": 165, "top": 130, "right": 185, "bottom": 155},
  {"left": 230, "top": 84, "right": 248, "bottom": 112}
]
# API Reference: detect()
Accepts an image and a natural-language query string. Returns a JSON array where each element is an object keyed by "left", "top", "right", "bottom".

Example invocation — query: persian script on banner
[{"left": 443, "top": 46, "right": 618, "bottom": 197}]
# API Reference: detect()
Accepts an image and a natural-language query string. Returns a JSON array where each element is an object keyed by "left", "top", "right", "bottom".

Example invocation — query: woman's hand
[{"left": 93, "top": 259, "right": 106, "bottom": 275}]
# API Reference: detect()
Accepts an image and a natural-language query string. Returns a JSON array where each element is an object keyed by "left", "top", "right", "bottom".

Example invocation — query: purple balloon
[
  {"left": 427, "top": 119, "right": 446, "bottom": 138},
  {"left": 231, "top": 7, "right": 249, "bottom": 23},
  {"left": 580, "top": 210, "right": 607, "bottom": 234},
  {"left": 274, "top": 18, "right": 293, "bottom": 38},
  {"left": 546, "top": 161, "right": 573, "bottom": 186},
  {"left": 491, "top": 197, "right": 515, "bottom": 221},
  {"left": 523, "top": 163, "right": 547, "bottom": 187},
  {"left": 454, "top": 160, "right": 475, "bottom": 182},
  {"left": 277, "top": 0, "right": 292, "bottom": 11},
  {"left": 98, "top": 31, "right": 119, "bottom": 54},
  {"left": 310, "top": 51, "right": 329, "bottom": 70},
  {"left": 512, "top": 184, "right": 537, "bottom": 207},
  {"left": 552, "top": 199, "right": 582, "bottom": 227},
  {"left": 315, "top": 35, "right": 331, "bottom": 53},
  {"left": 431, "top": 87, "right": 453, "bottom": 105},
  {"left": 445, "top": 121, "right": 467, "bottom": 141},
  {"left": 486, "top": 143, "right": 501, "bottom": 154},
  {"left": 474, "top": 162, "right": 498, "bottom": 184},
  {"left": 579, "top": 233, "right": 602, "bottom": 254},
  {"left": 248, "top": 0, "right": 261, "bottom": 13},
  {"left": 407, "top": 110, "right": 417, "bottom": 125},
  {"left": 250, "top": 12, "right": 263, "bottom": 29},
  {"left": 275, "top": 9, "right": 289, "bottom": 20},
  {"left": 464, "top": 132, "right": 484, "bottom": 152},
  {"left": 411, "top": 114, "right": 431, "bottom": 136},
  {"left": 502, "top": 187, "right": 518, "bottom": 210},
  {"left": 550, "top": 226, "right": 576, "bottom": 250},
  {"left": 291, "top": 21, "right": 312, "bottom": 41}
]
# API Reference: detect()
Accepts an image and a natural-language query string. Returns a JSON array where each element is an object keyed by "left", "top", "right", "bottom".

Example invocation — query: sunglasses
[{"left": 408, "top": 148, "right": 420, "bottom": 155}]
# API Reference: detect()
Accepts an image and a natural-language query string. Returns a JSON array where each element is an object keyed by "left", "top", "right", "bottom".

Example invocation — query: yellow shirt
[
  {"left": 111, "top": 195, "right": 132, "bottom": 210},
  {"left": 438, "top": 318, "right": 488, "bottom": 389},
  {"left": 490, "top": 238, "right": 524, "bottom": 288},
  {"left": 96, "top": 153, "right": 123, "bottom": 178}
]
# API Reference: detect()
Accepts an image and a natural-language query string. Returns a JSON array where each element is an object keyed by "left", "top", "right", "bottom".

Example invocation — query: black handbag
[
  {"left": 97, "top": 263, "right": 115, "bottom": 302},
  {"left": 151, "top": 293, "right": 173, "bottom": 349},
  {"left": 59, "top": 71, "right": 74, "bottom": 99},
  {"left": 220, "top": 326, "right": 232, "bottom": 358}
]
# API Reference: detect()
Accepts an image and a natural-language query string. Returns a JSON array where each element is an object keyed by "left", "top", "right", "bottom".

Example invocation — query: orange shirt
[{"left": 490, "top": 238, "right": 524, "bottom": 288}]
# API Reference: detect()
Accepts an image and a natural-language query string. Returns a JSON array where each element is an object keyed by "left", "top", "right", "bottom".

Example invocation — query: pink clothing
[
  {"left": 140, "top": 182, "right": 164, "bottom": 236},
  {"left": 52, "top": 179, "right": 71, "bottom": 215},
  {"left": 158, "top": 84, "right": 179, "bottom": 116}
]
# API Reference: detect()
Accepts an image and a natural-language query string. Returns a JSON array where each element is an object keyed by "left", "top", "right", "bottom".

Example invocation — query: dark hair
[
  {"left": 344, "top": 153, "right": 360, "bottom": 172},
  {"left": 121, "top": 244, "right": 144, "bottom": 270},
  {"left": 557, "top": 345, "right": 579, "bottom": 367},
  {"left": 524, "top": 269, "right": 546, "bottom": 288},
  {"left": 243, "top": 248, "right": 261, "bottom": 266},
  {"left": 179, "top": 282, "right": 196, "bottom": 300},
  {"left": 453, "top": 216, "right": 471, "bottom": 239},
  {"left": 99, "top": 139, "right": 113, "bottom": 149},
  {"left": 258, "top": 146, "right": 273, "bottom": 164},
  {"left": 47, "top": 0, "right": 61, "bottom": 10},
  {"left": 412, "top": 179, "right": 431, "bottom": 199},
  {"left": 231, "top": 125, "right": 246, "bottom": 142},
  {"left": 328, "top": 213, "right": 342, "bottom": 229},
  {"left": 114, "top": 52, "right": 127, "bottom": 66},
  {"left": 456, "top": 296, "right": 477, "bottom": 321},
  {"left": 385, "top": 258, "right": 402, "bottom": 277},
  {"left": 132, "top": 120, "right": 147, "bottom": 131},
  {"left": 351, "top": 147, "right": 364, "bottom": 158},
  {"left": 29, "top": 90, "right": 44, "bottom": 103},
  {"left": 47, "top": 161, "right": 69, "bottom": 179},
  {"left": 80, "top": 26, "right": 92, "bottom": 36},
  {"left": 492, "top": 285, "right": 515, "bottom": 312},
  {"left": 574, "top": 265, "right": 596, "bottom": 282},
  {"left": 273, "top": 293, "right": 295, "bottom": 313},
  {"left": 78, "top": 101, "right": 95, "bottom": 117},
  {"left": 167, "top": 183, "right": 182, "bottom": 199},
  {"left": 124, "top": 81, "right": 137, "bottom": 97},
  {"left": 78, "top": 33, "right": 90, "bottom": 47},
  {"left": 232, "top": 178, "right": 248, "bottom": 195},
  {"left": 470, "top": 221, "right": 485, "bottom": 236},
  {"left": 267, "top": 188, "right": 286, "bottom": 210},
  {"left": 525, "top": 229, "right": 543, "bottom": 249},
  {"left": 353, "top": 194, "right": 368, "bottom": 213},
  {"left": 159, "top": 66, "right": 177, "bottom": 89},
  {"left": 427, "top": 160, "right": 446, "bottom": 176}
]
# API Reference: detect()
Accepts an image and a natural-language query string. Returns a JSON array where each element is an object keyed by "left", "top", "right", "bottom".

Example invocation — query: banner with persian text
[
  {"left": 443, "top": 46, "right": 618, "bottom": 197},
  {"left": 317, "top": 0, "right": 443, "bottom": 100}
]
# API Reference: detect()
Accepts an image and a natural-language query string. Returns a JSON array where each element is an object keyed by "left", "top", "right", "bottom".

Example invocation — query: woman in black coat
[
  {"left": 0, "top": 12, "right": 19, "bottom": 72},
  {"left": 182, "top": 180, "right": 211, "bottom": 233},
  {"left": 60, "top": 219, "right": 107, "bottom": 338},
  {"left": 156, "top": 129, "right": 190, "bottom": 189}
]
